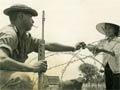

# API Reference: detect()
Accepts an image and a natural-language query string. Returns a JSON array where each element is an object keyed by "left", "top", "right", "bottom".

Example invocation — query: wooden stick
[{"left": 38, "top": 10, "right": 45, "bottom": 90}]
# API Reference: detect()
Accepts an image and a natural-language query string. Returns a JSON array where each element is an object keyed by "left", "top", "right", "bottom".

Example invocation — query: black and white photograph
[{"left": 0, "top": 0, "right": 120, "bottom": 90}]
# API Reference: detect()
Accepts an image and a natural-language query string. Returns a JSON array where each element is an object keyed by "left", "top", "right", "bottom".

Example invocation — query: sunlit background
[{"left": 0, "top": 0, "right": 120, "bottom": 81}]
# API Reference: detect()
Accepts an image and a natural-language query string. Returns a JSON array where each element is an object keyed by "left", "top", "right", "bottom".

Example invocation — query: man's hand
[
  {"left": 75, "top": 42, "right": 101, "bottom": 55},
  {"left": 75, "top": 42, "right": 86, "bottom": 50},
  {"left": 32, "top": 61, "right": 47, "bottom": 73}
]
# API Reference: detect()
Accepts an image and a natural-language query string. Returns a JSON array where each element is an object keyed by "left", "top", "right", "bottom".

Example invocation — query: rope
[
  {"left": 60, "top": 50, "right": 81, "bottom": 80},
  {"left": 27, "top": 40, "right": 106, "bottom": 85}
]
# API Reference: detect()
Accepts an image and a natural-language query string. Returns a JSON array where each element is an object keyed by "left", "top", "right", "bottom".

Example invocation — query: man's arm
[
  {"left": 0, "top": 48, "right": 47, "bottom": 72},
  {"left": 29, "top": 36, "right": 77, "bottom": 52},
  {"left": 75, "top": 42, "right": 115, "bottom": 56},
  {"left": 45, "top": 43, "right": 75, "bottom": 52},
  {"left": 86, "top": 44, "right": 115, "bottom": 56}
]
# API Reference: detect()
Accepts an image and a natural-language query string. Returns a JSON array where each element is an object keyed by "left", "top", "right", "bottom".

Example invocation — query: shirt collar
[
  {"left": 9, "top": 24, "right": 18, "bottom": 33},
  {"left": 105, "top": 36, "right": 118, "bottom": 42}
]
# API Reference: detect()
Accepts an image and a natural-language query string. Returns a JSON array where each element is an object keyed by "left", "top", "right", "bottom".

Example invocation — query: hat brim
[
  {"left": 96, "top": 22, "right": 120, "bottom": 36},
  {"left": 4, "top": 7, "right": 38, "bottom": 16}
]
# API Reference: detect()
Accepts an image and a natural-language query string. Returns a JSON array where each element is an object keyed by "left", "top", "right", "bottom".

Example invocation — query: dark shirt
[{"left": 0, "top": 25, "right": 41, "bottom": 62}]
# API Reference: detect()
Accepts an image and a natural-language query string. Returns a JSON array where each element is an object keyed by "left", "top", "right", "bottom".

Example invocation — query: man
[
  {"left": 0, "top": 4, "right": 78, "bottom": 90},
  {"left": 77, "top": 22, "right": 120, "bottom": 90}
]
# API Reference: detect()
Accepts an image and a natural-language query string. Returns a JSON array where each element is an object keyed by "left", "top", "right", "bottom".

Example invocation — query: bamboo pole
[{"left": 38, "top": 10, "right": 45, "bottom": 90}]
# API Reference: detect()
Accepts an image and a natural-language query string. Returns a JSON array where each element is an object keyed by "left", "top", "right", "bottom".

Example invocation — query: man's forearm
[
  {"left": 45, "top": 43, "right": 75, "bottom": 52},
  {"left": 99, "top": 49, "right": 115, "bottom": 56},
  {"left": 86, "top": 44, "right": 115, "bottom": 56},
  {"left": 0, "top": 57, "right": 34, "bottom": 72}
]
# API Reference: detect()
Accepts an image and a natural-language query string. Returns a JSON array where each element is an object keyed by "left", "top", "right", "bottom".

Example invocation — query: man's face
[{"left": 21, "top": 13, "right": 34, "bottom": 31}]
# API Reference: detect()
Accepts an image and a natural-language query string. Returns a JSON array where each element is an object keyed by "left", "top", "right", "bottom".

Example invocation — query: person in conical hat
[
  {"left": 0, "top": 4, "right": 81, "bottom": 90},
  {"left": 76, "top": 22, "right": 120, "bottom": 90},
  {"left": 96, "top": 22, "right": 120, "bottom": 39},
  {"left": 95, "top": 22, "right": 120, "bottom": 90}
]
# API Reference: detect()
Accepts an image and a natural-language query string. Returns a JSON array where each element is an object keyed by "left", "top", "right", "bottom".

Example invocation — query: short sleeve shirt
[{"left": 0, "top": 25, "right": 41, "bottom": 62}]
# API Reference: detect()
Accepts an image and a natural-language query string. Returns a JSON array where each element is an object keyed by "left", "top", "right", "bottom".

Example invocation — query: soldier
[{"left": 0, "top": 4, "right": 79, "bottom": 90}]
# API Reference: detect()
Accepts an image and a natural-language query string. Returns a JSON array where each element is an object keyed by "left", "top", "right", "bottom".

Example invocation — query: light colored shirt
[
  {"left": 0, "top": 25, "right": 41, "bottom": 62},
  {"left": 97, "top": 37, "right": 120, "bottom": 74}
]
